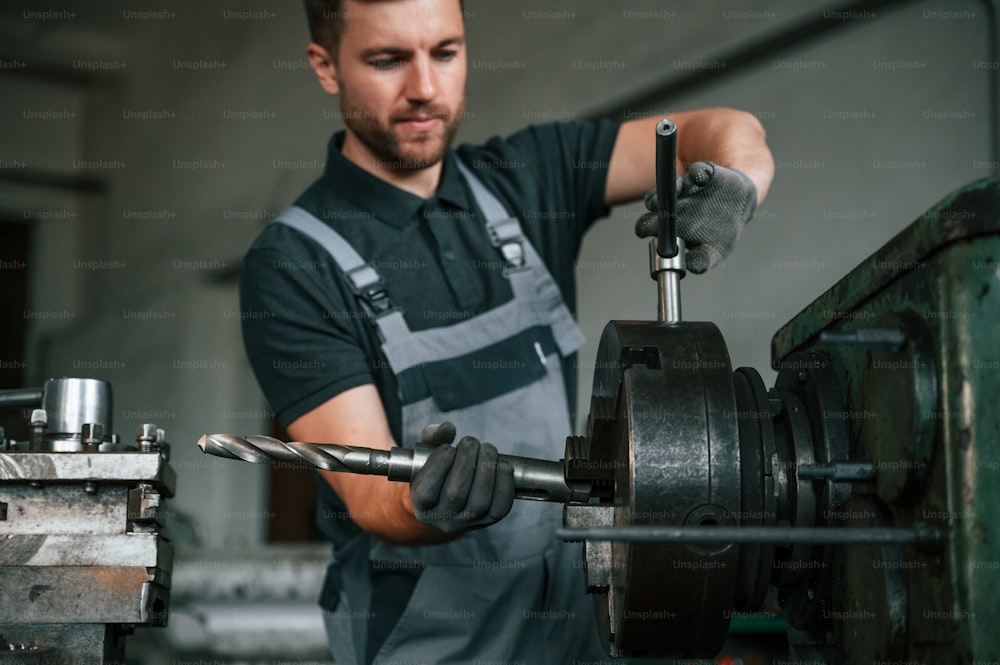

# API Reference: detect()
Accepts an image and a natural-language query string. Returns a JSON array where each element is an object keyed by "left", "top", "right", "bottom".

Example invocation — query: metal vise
[{"left": 0, "top": 378, "right": 175, "bottom": 664}]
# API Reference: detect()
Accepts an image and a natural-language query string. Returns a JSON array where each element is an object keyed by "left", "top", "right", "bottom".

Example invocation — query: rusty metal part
[
  {"left": 0, "top": 379, "right": 174, "bottom": 665},
  {"left": 770, "top": 178, "right": 1000, "bottom": 661},
  {"left": 836, "top": 496, "right": 910, "bottom": 662},
  {"left": 857, "top": 311, "right": 938, "bottom": 505}
]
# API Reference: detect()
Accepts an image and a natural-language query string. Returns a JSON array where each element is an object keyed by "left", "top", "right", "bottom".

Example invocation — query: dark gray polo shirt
[{"left": 240, "top": 121, "right": 620, "bottom": 443}]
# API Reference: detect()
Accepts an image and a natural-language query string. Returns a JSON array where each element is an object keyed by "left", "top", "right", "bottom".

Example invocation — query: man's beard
[{"left": 341, "top": 96, "right": 464, "bottom": 172}]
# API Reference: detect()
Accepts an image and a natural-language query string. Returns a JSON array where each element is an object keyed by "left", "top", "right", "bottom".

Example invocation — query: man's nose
[{"left": 404, "top": 57, "right": 437, "bottom": 102}]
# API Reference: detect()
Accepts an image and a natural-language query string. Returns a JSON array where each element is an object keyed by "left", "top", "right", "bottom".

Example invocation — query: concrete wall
[
  {"left": 1, "top": 0, "right": 995, "bottom": 548},
  {"left": 574, "top": 0, "right": 996, "bottom": 421}
]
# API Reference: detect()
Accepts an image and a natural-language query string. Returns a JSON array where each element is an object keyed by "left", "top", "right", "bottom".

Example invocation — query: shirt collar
[{"left": 322, "top": 132, "right": 474, "bottom": 229}]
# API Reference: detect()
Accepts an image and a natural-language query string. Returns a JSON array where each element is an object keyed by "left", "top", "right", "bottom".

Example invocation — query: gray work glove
[
  {"left": 635, "top": 161, "right": 757, "bottom": 273},
  {"left": 410, "top": 422, "right": 515, "bottom": 534}
]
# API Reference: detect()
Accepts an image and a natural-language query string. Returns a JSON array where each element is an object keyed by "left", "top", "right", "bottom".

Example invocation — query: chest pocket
[{"left": 394, "top": 325, "right": 557, "bottom": 411}]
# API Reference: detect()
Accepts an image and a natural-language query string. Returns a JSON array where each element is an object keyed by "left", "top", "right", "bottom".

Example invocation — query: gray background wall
[{"left": 1, "top": 0, "right": 996, "bottom": 550}]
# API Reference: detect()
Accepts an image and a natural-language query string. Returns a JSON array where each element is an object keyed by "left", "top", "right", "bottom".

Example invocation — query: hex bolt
[
  {"left": 81, "top": 423, "right": 104, "bottom": 452},
  {"left": 137, "top": 423, "right": 158, "bottom": 452},
  {"left": 29, "top": 408, "right": 47, "bottom": 452}
]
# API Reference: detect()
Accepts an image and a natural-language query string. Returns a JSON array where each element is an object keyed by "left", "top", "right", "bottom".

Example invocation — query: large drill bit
[
  {"left": 199, "top": 433, "right": 388, "bottom": 474},
  {"left": 198, "top": 433, "right": 590, "bottom": 503}
]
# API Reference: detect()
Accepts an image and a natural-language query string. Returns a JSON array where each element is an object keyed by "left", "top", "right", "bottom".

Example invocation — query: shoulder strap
[
  {"left": 455, "top": 160, "right": 526, "bottom": 272},
  {"left": 271, "top": 206, "right": 409, "bottom": 342},
  {"left": 456, "top": 160, "right": 586, "bottom": 357}
]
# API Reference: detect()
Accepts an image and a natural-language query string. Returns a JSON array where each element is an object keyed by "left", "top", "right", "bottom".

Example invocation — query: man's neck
[{"left": 341, "top": 133, "right": 442, "bottom": 200}]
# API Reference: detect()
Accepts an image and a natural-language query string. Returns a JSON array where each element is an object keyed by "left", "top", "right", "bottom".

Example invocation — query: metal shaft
[
  {"left": 557, "top": 524, "right": 944, "bottom": 546},
  {"left": 650, "top": 236, "right": 685, "bottom": 323},
  {"left": 657, "top": 270, "right": 682, "bottom": 322},
  {"left": 0, "top": 387, "right": 44, "bottom": 409},
  {"left": 198, "top": 433, "right": 586, "bottom": 503}
]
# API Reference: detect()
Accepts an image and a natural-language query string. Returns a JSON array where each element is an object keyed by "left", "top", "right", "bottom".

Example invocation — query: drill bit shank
[{"left": 198, "top": 433, "right": 590, "bottom": 503}]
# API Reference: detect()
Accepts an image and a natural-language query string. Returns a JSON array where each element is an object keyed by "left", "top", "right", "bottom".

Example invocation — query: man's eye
[
  {"left": 370, "top": 59, "right": 401, "bottom": 70},
  {"left": 436, "top": 51, "right": 457, "bottom": 62}
]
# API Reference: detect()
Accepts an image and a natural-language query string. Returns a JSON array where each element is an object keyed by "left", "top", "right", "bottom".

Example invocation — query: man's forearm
[
  {"left": 673, "top": 108, "right": 774, "bottom": 205},
  {"left": 605, "top": 107, "right": 775, "bottom": 207},
  {"left": 320, "top": 470, "right": 460, "bottom": 546}
]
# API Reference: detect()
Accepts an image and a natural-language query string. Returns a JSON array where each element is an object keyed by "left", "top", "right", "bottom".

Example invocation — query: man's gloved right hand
[
  {"left": 410, "top": 422, "right": 515, "bottom": 534},
  {"left": 635, "top": 161, "right": 758, "bottom": 274}
]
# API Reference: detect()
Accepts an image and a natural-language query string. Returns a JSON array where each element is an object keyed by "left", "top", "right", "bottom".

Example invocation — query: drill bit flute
[{"left": 198, "top": 433, "right": 590, "bottom": 503}]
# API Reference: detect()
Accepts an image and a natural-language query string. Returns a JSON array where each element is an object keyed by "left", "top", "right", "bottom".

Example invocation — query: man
[{"left": 240, "top": 0, "right": 774, "bottom": 662}]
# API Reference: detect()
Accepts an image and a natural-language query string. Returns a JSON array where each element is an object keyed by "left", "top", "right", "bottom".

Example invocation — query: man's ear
[{"left": 307, "top": 43, "right": 340, "bottom": 95}]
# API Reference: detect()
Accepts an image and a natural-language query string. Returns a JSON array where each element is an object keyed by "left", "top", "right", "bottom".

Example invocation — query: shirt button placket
[{"left": 424, "top": 202, "right": 481, "bottom": 311}]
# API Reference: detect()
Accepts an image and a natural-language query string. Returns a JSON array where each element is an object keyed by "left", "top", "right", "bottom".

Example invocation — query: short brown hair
[{"left": 304, "top": 0, "right": 465, "bottom": 57}]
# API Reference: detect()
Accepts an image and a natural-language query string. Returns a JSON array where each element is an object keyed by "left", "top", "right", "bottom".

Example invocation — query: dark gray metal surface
[{"left": 586, "top": 320, "right": 742, "bottom": 658}]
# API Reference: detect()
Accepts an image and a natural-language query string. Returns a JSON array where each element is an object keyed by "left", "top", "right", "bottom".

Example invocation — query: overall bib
[{"left": 274, "top": 163, "right": 611, "bottom": 664}]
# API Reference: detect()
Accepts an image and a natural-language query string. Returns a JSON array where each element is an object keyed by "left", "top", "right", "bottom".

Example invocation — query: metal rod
[
  {"left": 657, "top": 271, "right": 682, "bottom": 322},
  {"left": 649, "top": 237, "right": 685, "bottom": 323},
  {"left": 557, "top": 524, "right": 944, "bottom": 545},
  {"left": 655, "top": 118, "right": 678, "bottom": 259},
  {"left": 0, "top": 387, "right": 44, "bottom": 410}
]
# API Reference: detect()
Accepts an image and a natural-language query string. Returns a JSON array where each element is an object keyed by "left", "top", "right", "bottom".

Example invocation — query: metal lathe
[
  {"left": 3, "top": 122, "right": 998, "bottom": 662},
  {"left": 200, "top": 122, "right": 1000, "bottom": 663}
]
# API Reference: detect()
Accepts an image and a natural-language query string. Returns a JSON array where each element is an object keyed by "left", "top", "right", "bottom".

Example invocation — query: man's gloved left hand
[
  {"left": 409, "top": 422, "right": 515, "bottom": 534},
  {"left": 635, "top": 161, "right": 757, "bottom": 274}
]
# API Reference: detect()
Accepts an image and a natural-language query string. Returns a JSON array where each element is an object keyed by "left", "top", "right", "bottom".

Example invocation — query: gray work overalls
[{"left": 275, "top": 162, "right": 611, "bottom": 664}]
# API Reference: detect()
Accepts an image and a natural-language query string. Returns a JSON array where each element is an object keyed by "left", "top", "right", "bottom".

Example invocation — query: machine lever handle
[{"left": 655, "top": 118, "right": 679, "bottom": 259}]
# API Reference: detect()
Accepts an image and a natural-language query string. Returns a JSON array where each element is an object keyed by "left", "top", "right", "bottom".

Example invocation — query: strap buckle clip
[
  {"left": 488, "top": 217, "right": 529, "bottom": 275},
  {"left": 345, "top": 265, "right": 395, "bottom": 316}
]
